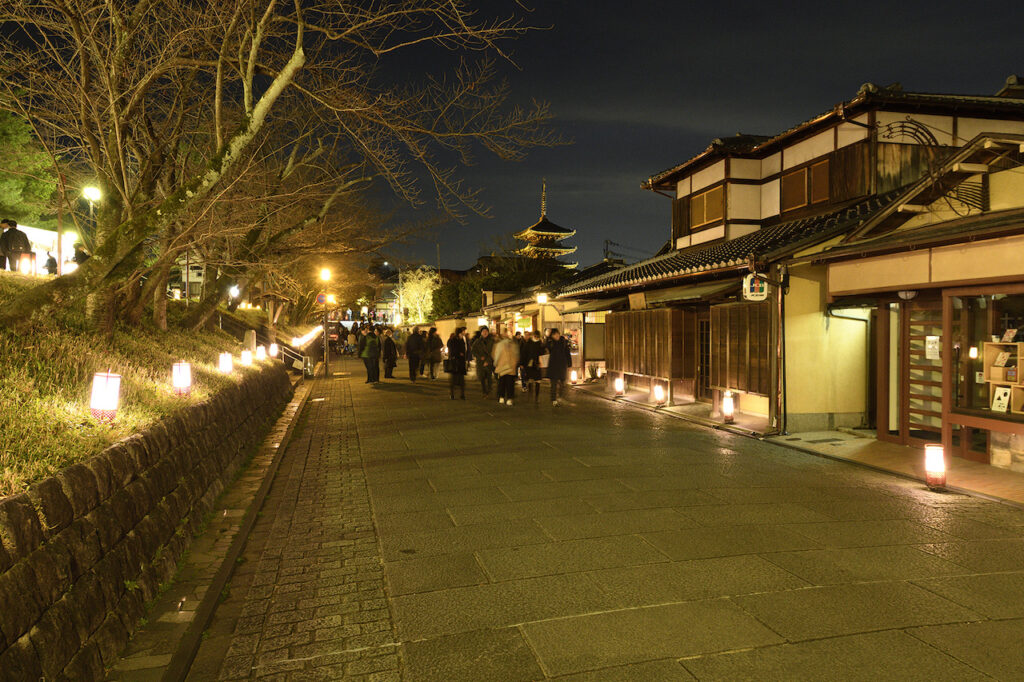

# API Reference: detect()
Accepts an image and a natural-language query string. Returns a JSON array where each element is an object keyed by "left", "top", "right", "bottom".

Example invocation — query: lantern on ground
[
  {"left": 653, "top": 383, "right": 666, "bottom": 405},
  {"left": 269, "top": 343, "right": 279, "bottom": 358},
  {"left": 172, "top": 362, "right": 192, "bottom": 396},
  {"left": 172, "top": 289, "right": 181, "bottom": 300},
  {"left": 256, "top": 346, "right": 266, "bottom": 361},
  {"left": 19, "top": 254, "right": 33, "bottom": 276},
  {"left": 218, "top": 352, "right": 233, "bottom": 374},
  {"left": 925, "top": 444, "right": 946, "bottom": 490},
  {"left": 90, "top": 372, "right": 121, "bottom": 422},
  {"left": 613, "top": 376, "right": 625, "bottom": 395},
  {"left": 240, "top": 350, "right": 253, "bottom": 366},
  {"left": 570, "top": 369, "right": 579, "bottom": 384},
  {"left": 597, "top": 367, "right": 605, "bottom": 378},
  {"left": 968, "top": 346, "right": 978, "bottom": 359},
  {"left": 722, "top": 390, "right": 735, "bottom": 424}
]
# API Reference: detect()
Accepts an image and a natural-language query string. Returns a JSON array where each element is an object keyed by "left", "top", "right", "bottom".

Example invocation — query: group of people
[
  {"left": 350, "top": 322, "right": 573, "bottom": 407},
  {"left": 0, "top": 217, "right": 90, "bottom": 275}
]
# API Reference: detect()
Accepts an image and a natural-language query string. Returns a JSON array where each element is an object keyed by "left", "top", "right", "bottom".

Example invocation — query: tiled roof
[
  {"left": 645, "top": 84, "right": 1024, "bottom": 189},
  {"left": 514, "top": 215, "right": 576, "bottom": 238},
  {"left": 558, "top": 192, "right": 901, "bottom": 296}
]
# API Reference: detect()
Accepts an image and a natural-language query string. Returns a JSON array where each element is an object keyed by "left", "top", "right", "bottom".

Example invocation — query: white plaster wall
[
  {"left": 760, "top": 179, "right": 780, "bottom": 219},
  {"left": 730, "top": 158, "right": 761, "bottom": 180},
  {"left": 690, "top": 225, "right": 725, "bottom": 245},
  {"left": 762, "top": 153, "right": 781, "bottom": 177},
  {"left": 691, "top": 160, "right": 726, "bottom": 192},
  {"left": 836, "top": 116, "right": 870, "bottom": 148},
  {"left": 726, "top": 223, "right": 759, "bottom": 239},
  {"left": 956, "top": 118, "right": 1024, "bottom": 145},
  {"left": 875, "top": 112, "right": 954, "bottom": 145},
  {"left": 782, "top": 129, "right": 834, "bottom": 169},
  {"left": 676, "top": 176, "right": 691, "bottom": 197},
  {"left": 727, "top": 183, "right": 761, "bottom": 220},
  {"left": 990, "top": 167, "right": 1024, "bottom": 212}
]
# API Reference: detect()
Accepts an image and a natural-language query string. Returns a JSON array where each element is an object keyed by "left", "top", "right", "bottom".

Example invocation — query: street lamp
[
  {"left": 83, "top": 185, "right": 101, "bottom": 239},
  {"left": 320, "top": 268, "right": 331, "bottom": 375},
  {"left": 228, "top": 285, "right": 240, "bottom": 299},
  {"left": 536, "top": 292, "right": 549, "bottom": 334}
]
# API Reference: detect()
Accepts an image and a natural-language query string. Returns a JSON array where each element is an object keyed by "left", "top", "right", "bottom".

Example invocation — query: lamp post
[{"left": 320, "top": 267, "right": 331, "bottom": 376}]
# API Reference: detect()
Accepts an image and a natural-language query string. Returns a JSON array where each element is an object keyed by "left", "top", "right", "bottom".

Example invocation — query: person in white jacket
[{"left": 492, "top": 330, "right": 521, "bottom": 406}]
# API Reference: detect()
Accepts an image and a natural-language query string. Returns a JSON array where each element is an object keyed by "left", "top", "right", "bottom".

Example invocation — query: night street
[{"left": 183, "top": 358, "right": 1024, "bottom": 680}]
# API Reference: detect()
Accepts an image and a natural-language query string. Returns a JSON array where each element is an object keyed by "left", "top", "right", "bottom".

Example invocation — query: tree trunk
[{"left": 152, "top": 260, "right": 170, "bottom": 330}]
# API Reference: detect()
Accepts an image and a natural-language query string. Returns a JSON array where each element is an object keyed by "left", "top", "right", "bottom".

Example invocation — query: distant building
[{"left": 512, "top": 181, "right": 577, "bottom": 268}]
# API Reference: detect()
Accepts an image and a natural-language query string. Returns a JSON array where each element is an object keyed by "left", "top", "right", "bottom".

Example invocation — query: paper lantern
[
  {"left": 269, "top": 343, "right": 279, "bottom": 358},
  {"left": 613, "top": 376, "right": 624, "bottom": 395},
  {"left": 90, "top": 372, "right": 121, "bottom": 422},
  {"left": 722, "top": 390, "right": 735, "bottom": 424},
  {"left": 172, "top": 362, "right": 192, "bottom": 396},
  {"left": 570, "top": 369, "right": 578, "bottom": 384},
  {"left": 19, "top": 254, "right": 33, "bottom": 276},
  {"left": 925, "top": 444, "right": 946, "bottom": 490},
  {"left": 256, "top": 346, "right": 266, "bottom": 361},
  {"left": 968, "top": 346, "right": 978, "bottom": 359},
  {"left": 172, "top": 289, "right": 181, "bottom": 300},
  {"left": 653, "top": 383, "right": 666, "bottom": 404},
  {"left": 218, "top": 352, "right": 233, "bottom": 374},
  {"left": 240, "top": 350, "right": 253, "bottom": 366}
]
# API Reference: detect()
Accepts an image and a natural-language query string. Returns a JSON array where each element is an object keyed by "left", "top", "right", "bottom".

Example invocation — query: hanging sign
[
  {"left": 742, "top": 273, "right": 769, "bottom": 302},
  {"left": 925, "top": 336, "right": 941, "bottom": 360},
  {"left": 316, "top": 293, "right": 327, "bottom": 304}
]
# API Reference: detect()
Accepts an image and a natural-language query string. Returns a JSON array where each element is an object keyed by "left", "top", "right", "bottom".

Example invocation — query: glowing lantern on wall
[
  {"left": 613, "top": 376, "right": 625, "bottom": 395},
  {"left": 722, "top": 390, "right": 735, "bottom": 424},
  {"left": 256, "top": 346, "right": 266, "bottom": 361},
  {"left": 90, "top": 372, "right": 121, "bottom": 422},
  {"left": 218, "top": 352, "right": 233, "bottom": 374},
  {"left": 172, "top": 362, "right": 192, "bottom": 396},
  {"left": 269, "top": 343, "right": 279, "bottom": 358},
  {"left": 925, "top": 444, "right": 946, "bottom": 490},
  {"left": 653, "top": 383, "right": 666, "bottom": 405},
  {"left": 240, "top": 350, "right": 253, "bottom": 366}
]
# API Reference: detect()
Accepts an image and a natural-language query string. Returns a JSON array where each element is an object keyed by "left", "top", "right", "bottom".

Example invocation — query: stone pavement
[{"left": 193, "top": 357, "right": 1024, "bottom": 680}]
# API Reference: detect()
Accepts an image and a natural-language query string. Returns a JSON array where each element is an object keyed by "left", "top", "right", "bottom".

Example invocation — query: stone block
[
  {"left": 0, "top": 560, "right": 45, "bottom": 646},
  {"left": 60, "top": 639, "right": 104, "bottom": 681},
  {"left": 121, "top": 434, "right": 151, "bottom": 473},
  {"left": 105, "top": 489, "right": 136, "bottom": 539},
  {"left": 0, "top": 542, "right": 10, "bottom": 574},
  {"left": 84, "top": 454, "right": 115, "bottom": 502},
  {"left": 27, "top": 544, "right": 66, "bottom": 605},
  {"left": 26, "top": 477, "right": 74, "bottom": 539},
  {"left": 0, "top": 634, "right": 42, "bottom": 682},
  {"left": 91, "top": 612, "right": 129, "bottom": 668},
  {"left": 101, "top": 444, "right": 136, "bottom": 487},
  {"left": 65, "top": 573, "right": 107, "bottom": 641},
  {"left": 0, "top": 494, "right": 44, "bottom": 562},
  {"left": 66, "top": 517, "right": 103, "bottom": 576},
  {"left": 56, "top": 464, "right": 100, "bottom": 518},
  {"left": 27, "top": 597, "right": 81, "bottom": 679},
  {"left": 85, "top": 502, "right": 123, "bottom": 554},
  {"left": 125, "top": 478, "right": 155, "bottom": 527}
]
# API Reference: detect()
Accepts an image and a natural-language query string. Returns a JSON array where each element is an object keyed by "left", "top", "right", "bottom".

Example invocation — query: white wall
[
  {"left": 836, "top": 115, "right": 870, "bottom": 148},
  {"left": 727, "top": 183, "right": 761, "bottom": 220},
  {"left": 730, "top": 158, "right": 761, "bottom": 180},
  {"left": 875, "top": 112, "right": 954, "bottom": 145},
  {"left": 760, "top": 179, "right": 780, "bottom": 219},
  {"left": 783, "top": 129, "right": 834, "bottom": 169},
  {"left": 955, "top": 118, "right": 1024, "bottom": 145},
  {"left": 691, "top": 160, "right": 726, "bottom": 192}
]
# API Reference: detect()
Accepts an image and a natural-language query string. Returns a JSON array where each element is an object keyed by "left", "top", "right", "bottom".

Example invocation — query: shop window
[
  {"left": 690, "top": 185, "right": 724, "bottom": 228},
  {"left": 952, "top": 294, "right": 1024, "bottom": 418}
]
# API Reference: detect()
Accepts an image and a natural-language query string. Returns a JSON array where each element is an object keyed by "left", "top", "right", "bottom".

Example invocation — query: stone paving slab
[{"left": 179, "top": 358, "right": 1024, "bottom": 679}]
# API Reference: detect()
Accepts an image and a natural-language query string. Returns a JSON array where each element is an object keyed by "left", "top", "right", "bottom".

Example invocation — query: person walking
[
  {"left": 545, "top": 328, "right": 573, "bottom": 406},
  {"left": 426, "top": 328, "right": 443, "bottom": 379},
  {"left": 43, "top": 251, "right": 58, "bottom": 275},
  {"left": 0, "top": 219, "right": 32, "bottom": 272},
  {"left": 471, "top": 326, "right": 495, "bottom": 397},
  {"left": 382, "top": 329, "right": 398, "bottom": 378},
  {"left": 360, "top": 327, "right": 381, "bottom": 384},
  {"left": 346, "top": 329, "right": 357, "bottom": 356},
  {"left": 405, "top": 325, "right": 425, "bottom": 382},
  {"left": 493, "top": 330, "right": 520, "bottom": 406},
  {"left": 514, "top": 331, "right": 527, "bottom": 392},
  {"left": 521, "top": 330, "right": 546, "bottom": 404},
  {"left": 446, "top": 327, "right": 468, "bottom": 399}
]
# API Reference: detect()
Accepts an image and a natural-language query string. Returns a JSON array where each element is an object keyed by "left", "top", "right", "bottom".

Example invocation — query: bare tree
[{"left": 0, "top": 0, "right": 556, "bottom": 326}]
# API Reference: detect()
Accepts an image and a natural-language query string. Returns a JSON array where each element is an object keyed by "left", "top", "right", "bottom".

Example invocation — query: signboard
[
  {"left": 316, "top": 293, "right": 327, "bottom": 304},
  {"left": 925, "top": 336, "right": 941, "bottom": 360},
  {"left": 742, "top": 273, "right": 769, "bottom": 302},
  {"left": 628, "top": 292, "right": 647, "bottom": 310},
  {"left": 992, "top": 385, "right": 1011, "bottom": 413}
]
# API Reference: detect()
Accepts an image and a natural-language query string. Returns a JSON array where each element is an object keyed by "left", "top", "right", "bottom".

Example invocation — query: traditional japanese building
[{"left": 513, "top": 182, "right": 578, "bottom": 268}]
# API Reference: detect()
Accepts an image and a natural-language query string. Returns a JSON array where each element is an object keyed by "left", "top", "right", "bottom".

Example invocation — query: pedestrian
[
  {"left": 493, "top": 330, "right": 520, "bottom": 406},
  {"left": 405, "top": 325, "right": 425, "bottom": 381},
  {"left": 471, "top": 326, "right": 495, "bottom": 397},
  {"left": 521, "top": 329, "right": 546, "bottom": 404},
  {"left": 73, "top": 242, "right": 90, "bottom": 265},
  {"left": 43, "top": 251, "right": 58, "bottom": 275},
  {"left": 346, "top": 329, "right": 357, "bottom": 355},
  {"left": 0, "top": 219, "right": 32, "bottom": 272},
  {"left": 426, "top": 327, "right": 444, "bottom": 379},
  {"left": 545, "top": 328, "right": 572, "bottom": 406},
  {"left": 418, "top": 329, "right": 429, "bottom": 376},
  {"left": 382, "top": 328, "right": 398, "bottom": 378},
  {"left": 514, "top": 331, "right": 527, "bottom": 391},
  {"left": 446, "top": 327, "right": 468, "bottom": 400},
  {"left": 359, "top": 327, "right": 379, "bottom": 383}
]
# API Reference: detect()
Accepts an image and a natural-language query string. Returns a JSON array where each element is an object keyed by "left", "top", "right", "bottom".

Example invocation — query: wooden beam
[
  {"left": 898, "top": 204, "right": 929, "bottom": 214},
  {"left": 952, "top": 162, "right": 989, "bottom": 174}
]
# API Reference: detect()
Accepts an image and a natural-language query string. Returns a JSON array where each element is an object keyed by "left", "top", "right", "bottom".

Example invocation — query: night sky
[{"left": 391, "top": 0, "right": 1024, "bottom": 271}]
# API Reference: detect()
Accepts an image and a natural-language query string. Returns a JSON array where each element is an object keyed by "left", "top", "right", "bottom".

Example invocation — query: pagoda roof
[
  {"left": 514, "top": 215, "right": 576, "bottom": 240},
  {"left": 516, "top": 243, "right": 577, "bottom": 256}
]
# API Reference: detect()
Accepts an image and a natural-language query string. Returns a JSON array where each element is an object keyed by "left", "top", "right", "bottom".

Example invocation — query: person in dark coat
[
  {"left": 360, "top": 327, "right": 381, "bottom": 383},
  {"left": 0, "top": 218, "right": 32, "bottom": 271},
  {"left": 545, "top": 328, "right": 573, "bottom": 406},
  {"left": 419, "top": 329, "right": 429, "bottom": 376},
  {"left": 470, "top": 326, "right": 495, "bottom": 397},
  {"left": 43, "top": 251, "right": 58, "bottom": 275},
  {"left": 382, "top": 329, "right": 398, "bottom": 378},
  {"left": 426, "top": 328, "right": 444, "bottom": 379},
  {"left": 521, "top": 330, "right": 546, "bottom": 404},
  {"left": 446, "top": 327, "right": 468, "bottom": 399},
  {"left": 405, "top": 325, "right": 425, "bottom": 382}
]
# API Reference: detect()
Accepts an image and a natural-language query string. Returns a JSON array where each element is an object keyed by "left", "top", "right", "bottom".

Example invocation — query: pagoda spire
[{"left": 541, "top": 178, "right": 547, "bottom": 217}]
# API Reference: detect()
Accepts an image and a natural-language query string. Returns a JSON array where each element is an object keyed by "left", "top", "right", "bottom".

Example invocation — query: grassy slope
[{"left": 0, "top": 272, "right": 288, "bottom": 496}]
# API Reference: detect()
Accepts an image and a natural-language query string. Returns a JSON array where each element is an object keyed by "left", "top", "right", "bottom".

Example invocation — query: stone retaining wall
[{"left": 0, "top": 364, "right": 293, "bottom": 681}]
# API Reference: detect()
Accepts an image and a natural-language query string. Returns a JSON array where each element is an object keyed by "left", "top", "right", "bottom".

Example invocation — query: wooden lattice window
[
  {"left": 810, "top": 159, "right": 830, "bottom": 204},
  {"left": 710, "top": 302, "right": 772, "bottom": 395},
  {"left": 690, "top": 185, "right": 725, "bottom": 228},
  {"left": 780, "top": 169, "right": 807, "bottom": 212}
]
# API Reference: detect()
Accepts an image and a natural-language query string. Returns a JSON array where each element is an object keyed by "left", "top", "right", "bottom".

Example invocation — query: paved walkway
[{"left": 194, "top": 357, "right": 1024, "bottom": 680}]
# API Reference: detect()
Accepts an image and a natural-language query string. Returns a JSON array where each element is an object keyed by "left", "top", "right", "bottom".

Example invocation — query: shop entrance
[{"left": 697, "top": 313, "right": 712, "bottom": 402}]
